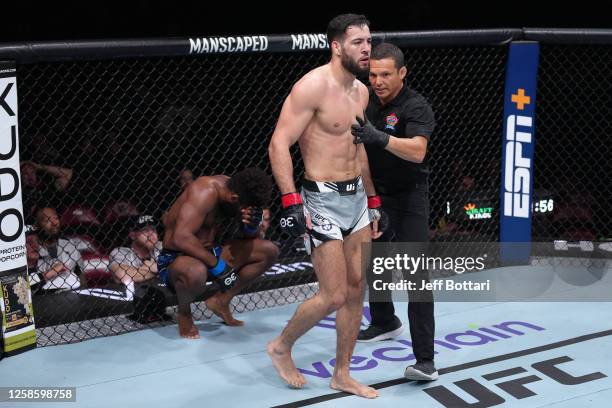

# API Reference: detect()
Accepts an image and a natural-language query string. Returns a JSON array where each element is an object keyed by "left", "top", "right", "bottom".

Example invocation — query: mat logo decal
[
  {"left": 300, "top": 313, "right": 544, "bottom": 379},
  {"left": 291, "top": 34, "right": 328, "bottom": 50},
  {"left": 189, "top": 36, "right": 269, "bottom": 54},
  {"left": 424, "top": 355, "right": 607, "bottom": 407}
]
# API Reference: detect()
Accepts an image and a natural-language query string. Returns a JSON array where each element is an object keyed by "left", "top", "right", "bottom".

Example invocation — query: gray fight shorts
[{"left": 301, "top": 175, "right": 370, "bottom": 253}]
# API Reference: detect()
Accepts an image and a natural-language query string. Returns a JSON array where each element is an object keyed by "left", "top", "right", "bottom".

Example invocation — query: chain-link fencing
[{"left": 0, "top": 29, "right": 609, "bottom": 346}]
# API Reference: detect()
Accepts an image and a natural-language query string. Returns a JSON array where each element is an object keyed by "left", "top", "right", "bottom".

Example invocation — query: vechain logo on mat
[{"left": 299, "top": 311, "right": 545, "bottom": 379}]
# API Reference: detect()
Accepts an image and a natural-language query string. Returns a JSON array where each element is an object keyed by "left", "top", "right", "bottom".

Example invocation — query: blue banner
[{"left": 500, "top": 42, "right": 539, "bottom": 263}]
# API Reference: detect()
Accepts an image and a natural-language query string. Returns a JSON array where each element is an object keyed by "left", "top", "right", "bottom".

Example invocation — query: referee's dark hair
[{"left": 371, "top": 42, "right": 405, "bottom": 70}]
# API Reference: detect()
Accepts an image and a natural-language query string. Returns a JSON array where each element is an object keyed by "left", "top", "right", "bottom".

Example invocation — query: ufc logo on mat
[{"left": 424, "top": 355, "right": 606, "bottom": 408}]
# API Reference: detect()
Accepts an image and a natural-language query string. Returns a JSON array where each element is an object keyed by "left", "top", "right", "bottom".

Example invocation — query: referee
[{"left": 351, "top": 42, "right": 437, "bottom": 381}]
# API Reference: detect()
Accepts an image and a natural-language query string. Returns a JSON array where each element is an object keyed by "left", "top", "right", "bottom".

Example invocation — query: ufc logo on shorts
[
  {"left": 345, "top": 183, "right": 355, "bottom": 192},
  {"left": 280, "top": 217, "right": 294, "bottom": 228},
  {"left": 224, "top": 273, "right": 238, "bottom": 286}
]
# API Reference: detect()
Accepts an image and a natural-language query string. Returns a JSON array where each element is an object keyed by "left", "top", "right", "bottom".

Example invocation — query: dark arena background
[{"left": 0, "top": 4, "right": 611, "bottom": 408}]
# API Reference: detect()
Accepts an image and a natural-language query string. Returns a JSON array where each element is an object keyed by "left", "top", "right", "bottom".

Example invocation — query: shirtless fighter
[
  {"left": 159, "top": 168, "right": 279, "bottom": 339},
  {"left": 267, "top": 14, "right": 386, "bottom": 398}
]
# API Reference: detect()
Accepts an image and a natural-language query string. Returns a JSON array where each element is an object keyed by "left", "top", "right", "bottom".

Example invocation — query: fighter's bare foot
[
  {"left": 330, "top": 375, "right": 378, "bottom": 399},
  {"left": 267, "top": 339, "right": 306, "bottom": 388},
  {"left": 178, "top": 313, "right": 200, "bottom": 339},
  {"left": 206, "top": 294, "right": 244, "bottom": 326}
]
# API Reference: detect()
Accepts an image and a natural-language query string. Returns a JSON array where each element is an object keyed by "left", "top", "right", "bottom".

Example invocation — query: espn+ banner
[{"left": 500, "top": 42, "right": 539, "bottom": 263}]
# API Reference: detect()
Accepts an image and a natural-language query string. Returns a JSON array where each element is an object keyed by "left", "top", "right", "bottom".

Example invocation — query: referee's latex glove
[{"left": 351, "top": 116, "right": 390, "bottom": 148}]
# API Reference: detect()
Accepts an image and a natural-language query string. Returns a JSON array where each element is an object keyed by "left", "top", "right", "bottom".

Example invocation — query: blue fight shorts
[{"left": 157, "top": 247, "right": 223, "bottom": 286}]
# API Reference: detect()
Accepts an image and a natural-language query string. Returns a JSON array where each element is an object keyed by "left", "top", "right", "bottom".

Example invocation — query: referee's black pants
[{"left": 366, "top": 181, "right": 435, "bottom": 362}]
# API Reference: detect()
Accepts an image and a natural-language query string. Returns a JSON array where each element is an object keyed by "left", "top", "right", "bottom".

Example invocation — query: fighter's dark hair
[
  {"left": 371, "top": 42, "right": 405, "bottom": 70},
  {"left": 227, "top": 168, "right": 272, "bottom": 207},
  {"left": 326, "top": 13, "right": 370, "bottom": 44}
]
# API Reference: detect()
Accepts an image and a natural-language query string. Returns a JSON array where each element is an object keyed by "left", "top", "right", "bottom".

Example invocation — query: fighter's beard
[{"left": 341, "top": 54, "right": 368, "bottom": 76}]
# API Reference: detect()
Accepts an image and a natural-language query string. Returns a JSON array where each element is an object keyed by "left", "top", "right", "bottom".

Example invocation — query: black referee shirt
[{"left": 364, "top": 82, "right": 435, "bottom": 194}]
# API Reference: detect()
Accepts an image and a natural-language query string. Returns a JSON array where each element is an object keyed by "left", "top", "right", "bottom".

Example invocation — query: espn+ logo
[{"left": 503, "top": 114, "right": 532, "bottom": 218}]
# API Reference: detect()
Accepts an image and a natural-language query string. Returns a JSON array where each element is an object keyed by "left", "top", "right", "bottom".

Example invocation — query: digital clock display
[{"left": 533, "top": 198, "right": 554, "bottom": 214}]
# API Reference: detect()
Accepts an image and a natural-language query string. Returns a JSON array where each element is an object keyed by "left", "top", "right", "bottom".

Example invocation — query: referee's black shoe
[
  {"left": 404, "top": 360, "right": 439, "bottom": 381},
  {"left": 357, "top": 316, "right": 404, "bottom": 342}
]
